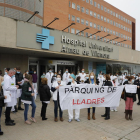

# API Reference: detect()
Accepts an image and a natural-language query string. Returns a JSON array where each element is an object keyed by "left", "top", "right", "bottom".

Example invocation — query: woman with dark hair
[
  {"left": 51, "top": 74, "right": 66, "bottom": 122},
  {"left": 21, "top": 74, "right": 36, "bottom": 125},
  {"left": 101, "top": 74, "right": 113, "bottom": 120},
  {"left": 86, "top": 72, "right": 97, "bottom": 120},
  {"left": 39, "top": 78, "right": 51, "bottom": 120},
  {"left": 123, "top": 76, "right": 136, "bottom": 120},
  {"left": 76, "top": 76, "right": 81, "bottom": 84}
]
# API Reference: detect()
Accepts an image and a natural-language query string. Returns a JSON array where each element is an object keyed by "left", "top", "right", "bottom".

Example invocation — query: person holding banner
[
  {"left": 51, "top": 74, "right": 66, "bottom": 122},
  {"left": 21, "top": 74, "right": 36, "bottom": 125},
  {"left": 79, "top": 69, "right": 86, "bottom": 82},
  {"left": 123, "top": 76, "right": 136, "bottom": 120},
  {"left": 101, "top": 74, "right": 113, "bottom": 120},
  {"left": 0, "top": 92, "right": 7, "bottom": 135},
  {"left": 86, "top": 72, "right": 97, "bottom": 120},
  {"left": 67, "top": 74, "right": 80, "bottom": 122}
]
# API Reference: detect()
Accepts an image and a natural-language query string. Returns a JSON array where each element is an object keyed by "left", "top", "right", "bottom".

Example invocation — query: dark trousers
[
  {"left": 18, "top": 97, "right": 22, "bottom": 108},
  {"left": 0, "top": 107, "right": 2, "bottom": 132},
  {"left": 105, "top": 107, "right": 110, "bottom": 116},
  {"left": 87, "top": 107, "right": 96, "bottom": 113},
  {"left": 41, "top": 102, "right": 48, "bottom": 119},
  {"left": 138, "top": 93, "right": 140, "bottom": 103},
  {"left": 5, "top": 107, "right": 12, "bottom": 122},
  {"left": 54, "top": 100, "right": 63, "bottom": 118}
]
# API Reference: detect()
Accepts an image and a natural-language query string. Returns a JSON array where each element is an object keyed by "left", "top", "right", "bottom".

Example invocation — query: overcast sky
[{"left": 104, "top": 0, "right": 140, "bottom": 51}]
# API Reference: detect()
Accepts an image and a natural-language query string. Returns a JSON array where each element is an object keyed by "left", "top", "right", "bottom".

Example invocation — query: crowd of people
[{"left": 0, "top": 67, "right": 139, "bottom": 136}]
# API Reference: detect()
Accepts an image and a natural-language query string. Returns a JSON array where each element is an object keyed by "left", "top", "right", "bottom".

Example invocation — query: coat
[
  {"left": 3, "top": 75, "right": 17, "bottom": 107},
  {"left": 62, "top": 73, "right": 70, "bottom": 84},
  {"left": 21, "top": 82, "right": 32, "bottom": 101},
  {"left": 134, "top": 79, "right": 140, "bottom": 94},
  {"left": 39, "top": 84, "right": 51, "bottom": 101},
  {"left": 0, "top": 75, "right": 4, "bottom": 92},
  {"left": 51, "top": 81, "right": 66, "bottom": 100},
  {"left": 123, "top": 81, "right": 136, "bottom": 102},
  {"left": 46, "top": 72, "right": 54, "bottom": 89},
  {"left": 0, "top": 91, "right": 5, "bottom": 107},
  {"left": 104, "top": 80, "right": 113, "bottom": 86},
  {"left": 15, "top": 72, "right": 23, "bottom": 89}
]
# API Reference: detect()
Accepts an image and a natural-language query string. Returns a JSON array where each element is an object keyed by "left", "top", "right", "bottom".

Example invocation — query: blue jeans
[
  {"left": 54, "top": 100, "right": 63, "bottom": 118},
  {"left": 87, "top": 107, "right": 96, "bottom": 113},
  {"left": 24, "top": 97, "right": 36, "bottom": 121},
  {"left": 0, "top": 107, "right": 2, "bottom": 132}
]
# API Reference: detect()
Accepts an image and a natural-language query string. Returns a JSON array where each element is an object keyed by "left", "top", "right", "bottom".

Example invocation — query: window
[
  {"left": 72, "top": 15, "right": 75, "bottom": 21},
  {"left": 116, "top": 13, "right": 118, "bottom": 18},
  {"left": 69, "top": 1, "right": 71, "bottom": 7},
  {"left": 86, "top": 32, "right": 88, "bottom": 37},
  {"left": 94, "top": 35, "right": 96, "bottom": 39},
  {"left": 113, "top": 41, "right": 115, "bottom": 44},
  {"left": 81, "top": 31, "right": 84, "bottom": 36},
  {"left": 126, "top": 36, "right": 127, "bottom": 40},
  {"left": 113, "top": 21, "right": 115, "bottom": 26},
  {"left": 130, "top": 37, "right": 131, "bottom": 41},
  {"left": 94, "top": 1, "right": 96, "bottom": 7},
  {"left": 128, "top": 45, "right": 129, "bottom": 48},
  {"left": 97, "top": 25, "right": 100, "bottom": 30},
  {"left": 98, "top": 4, "right": 100, "bottom": 9},
  {"left": 76, "top": 30, "right": 80, "bottom": 35},
  {"left": 130, "top": 29, "right": 131, "bottom": 33},
  {"left": 104, "top": 7, "right": 106, "bottom": 12},
  {"left": 130, "top": 46, "right": 131, "bottom": 49},
  {"left": 94, "top": 13, "right": 96, "bottom": 18},
  {"left": 90, "top": 11, "right": 93, "bottom": 16},
  {"left": 126, "top": 19, "right": 127, "bottom": 23},
  {"left": 121, "top": 34, "right": 123, "bottom": 38},
  {"left": 110, "top": 10, "right": 112, "bottom": 15},
  {"left": 123, "top": 26, "right": 125, "bottom": 30},
  {"left": 128, "top": 28, "right": 129, "bottom": 32},
  {"left": 86, "top": 9, "right": 89, "bottom": 14},
  {"left": 121, "top": 16, "right": 123, "bottom": 20},
  {"left": 107, "top": 19, "right": 109, "bottom": 23},
  {"left": 110, "top": 20, "right": 112, "bottom": 25},
  {"left": 110, "top": 30, "right": 112, "bottom": 34},
  {"left": 77, "top": 5, "right": 80, "bottom": 11},
  {"left": 107, "top": 9, "right": 110, "bottom": 14},
  {"left": 90, "top": 0, "right": 93, "bottom": 5},
  {"left": 89, "top": 34, "right": 92, "bottom": 39},
  {"left": 72, "top": 3, "right": 75, "bottom": 9},
  {"left": 77, "top": 17, "right": 80, "bottom": 23},
  {"left": 101, "top": 26, "right": 103, "bottom": 31},
  {"left": 97, "top": 36, "right": 100, "bottom": 40},
  {"left": 101, "top": 16, "right": 103, "bottom": 21},
  {"left": 81, "top": 19, "right": 84, "bottom": 24},
  {"left": 128, "top": 37, "right": 129, "bottom": 40},
  {"left": 101, "top": 5, "right": 103, "bottom": 10},
  {"left": 81, "top": 7, "right": 84, "bottom": 13},
  {"left": 126, "top": 44, "right": 127, "bottom": 48},
  {"left": 118, "top": 33, "right": 120, "bottom": 37},
  {"left": 123, "top": 35, "right": 125, "bottom": 39},
  {"left": 97, "top": 14, "right": 100, "bottom": 19},
  {"left": 104, "top": 27, "right": 106, "bottom": 32},
  {"left": 110, "top": 40, "right": 112, "bottom": 44},
  {"left": 121, "top": 25, "right": 123, "bottom": 29},
  {"left": 101, "top": 38, "right": 104, "bottom": 41},
  {"left": 113, "top": 31, "right": 115, "bottom": 35},
  {"left": 94, "top": 23, "right": 96, "bottom": 28},
  {"left": 116, "top": 32, "right": 118, "bottom": 36},
  {"left": 130, "top": 21, "right": 131, "bottom": 25},
  {"left": 68, "top": 14, "right": 70, "bottom": 20},
  {"left": 86, "top": 0, "right": 89, "bottom": 3},
  {"left": 123, "top": 17, "right": 125, "bottom": 22},
  {"left": 126, "top": 27, "right": 127, "bottom": 31},
  {"left": 71, "top": 28, "right": 75, "bottom": 34},
  {"left": 113, "top": 12, "right": 115, "bottom": 16},
  {"left": 118, "top": 24, "right": 120, "bottom": 28},
  {"left": 86, "top": 20, "right": 88, "bottom": 26},
  {"left": 128, "top": 20, "right": 129, "bottom": 24},
  {"left": 116, "top": 22, "right": 118, "bottom": 27},
  {"left": 104, "top": 17, "right": 106, "bottom": 22},
  {"left": 107, "top": 29, "right": 109, "bottom": 33},
  {"left": 118, "top": 15, "right": 120, "bottom": 19},
  {"left": 104, "top": 38, "right": 106, "bottom": 42},
  {"left": 90, "top": 22, "right": 92, "bottom": 27}
]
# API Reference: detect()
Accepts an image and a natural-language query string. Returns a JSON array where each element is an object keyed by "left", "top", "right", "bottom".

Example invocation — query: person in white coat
[
  {"left": 51, "top": 74, "right": 66, "bottom": 122},
  {"left": 4, "top": 69, "right": 19, "bottom": 126},
  {"left": 46, "top": 68, "right": 54, "bottom": 89},
  {"left": 63, "top": 69, "right": 70, "bottom": 84},
  {"left": 79, "top": 69, "right": 86, "bottom": 82},
  {"left": 67, "top": 74, "right": 80, "bottom": 122}
]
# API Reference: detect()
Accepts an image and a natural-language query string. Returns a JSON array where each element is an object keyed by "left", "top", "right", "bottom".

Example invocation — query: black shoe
[
  {"left": 18, "top": 107, "right": 24, "bottom": 110},
  {"left": 101, "top": 114, "right": 106, "bottom": 117},
  {"left": 0, "top": 131, "right": 3, "bottom": 135},
  {"left": 105, "top": 116, "right": 110, "bottom": 120},
  {"left": 42, "top": 118, "right": 48, "bottom": 120},
  {"left": 5, "top": 121, "right": 16, "bottom": 126},
  {"left": 137, "top": 102, "right": 140, "bottom": 105},
  {"left": 5, "top": 119, "right": 14, "bottom": 123}
]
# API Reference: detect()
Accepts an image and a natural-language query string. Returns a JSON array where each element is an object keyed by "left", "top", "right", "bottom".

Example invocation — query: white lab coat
[
  {"left": 46, "top": 72, "right": 54, "bottom": 89},
  {"left": 68, "top": 82, "right": 80, "bottom": 120},
  {"left": 51, "top": 81, "right": 66, "bottom": 101},
  {"left": 4, "top": 75, "right": 17, "bottom": 107},
  {"left": 79, "top": 73, "right": 86, "bottom": 81},
  {"left": 98, "top": 75, "right": 104, "bottom": 86},
  {"left": 63, "top": 73, "right": 70, "bottom": 84}
]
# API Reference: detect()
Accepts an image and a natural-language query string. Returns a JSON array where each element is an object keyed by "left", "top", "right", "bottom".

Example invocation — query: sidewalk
[{"left": 1, "top": 97, "right": 140, "bottom": 140}]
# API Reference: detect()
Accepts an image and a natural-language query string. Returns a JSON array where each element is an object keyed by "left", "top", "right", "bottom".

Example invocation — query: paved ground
[{"left": 1, "top": 97, "right": 140, "bottom": 140}]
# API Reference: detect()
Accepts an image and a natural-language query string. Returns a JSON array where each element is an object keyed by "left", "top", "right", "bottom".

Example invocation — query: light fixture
[
  {"left": 27, "top": 11, "right": 39, "bottom": 22},
  {"left": 88, "top": 31, "right": 101, "bottom": 38},
  {"left": 76, "top": 27, "right": 90, "bottom": 35},
  {"left": 98, "top": 34, "right": 110, "bottom": 40},
  {"left": 62, "top": 23, "right": 75, "bottom": 31},
  {"left": 45, "top": 17, "right": 59, "bottom": 28}
]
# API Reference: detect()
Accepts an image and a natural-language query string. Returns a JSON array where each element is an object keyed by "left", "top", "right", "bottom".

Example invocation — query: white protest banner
[
  {"left": 4, "top": 91, "right": 11, "bottom": 103},
  {"left": 125, "top": 85, "right": 137, "bottom": 93},
  {"left": 59, "top": 85, "right": 124, "bottom": 110}
]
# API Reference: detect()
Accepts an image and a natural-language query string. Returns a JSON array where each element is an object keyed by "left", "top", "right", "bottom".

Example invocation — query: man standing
[
  {"left": 46, "top": 68, "right": 54, "bottom": 89},
  {"left": 63, "top": 69, "right": 70, "bottom": 84},
  {"left": 79, "top": 69, "right": 86, "bottom": 82},
  {"left": 15, "top": 67, "right": 24, "bottom": 110},
  {"left": 4, "top": 69, "right": 19, "bottom": 126},
  {"left": 32, "top": 70, "right": 38, "bottom": 94},
  {"left": 134, "top": 75, "right": 140, "bottom": 105}
]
